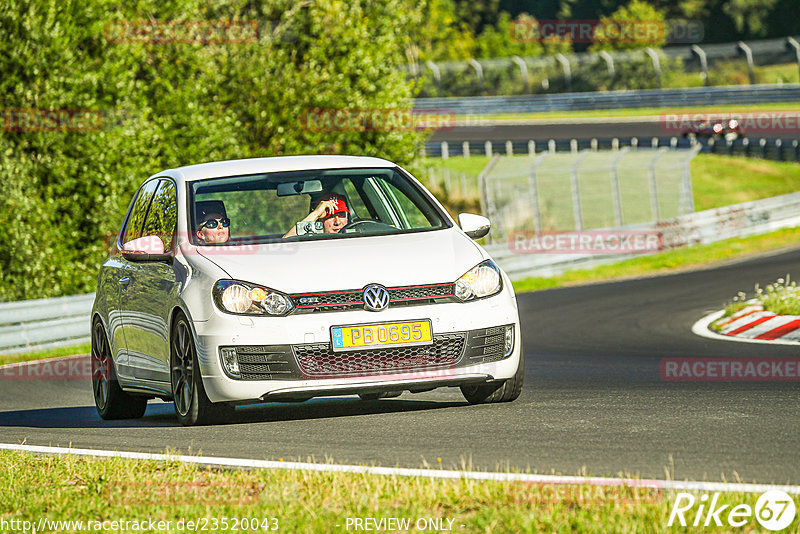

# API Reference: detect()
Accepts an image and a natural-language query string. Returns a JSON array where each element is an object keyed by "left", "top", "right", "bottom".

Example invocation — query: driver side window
[{"left": 122, "top": 179, "right": 159, "bottom": 245}]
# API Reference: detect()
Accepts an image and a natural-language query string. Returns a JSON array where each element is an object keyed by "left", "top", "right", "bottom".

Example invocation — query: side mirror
[
  {"left": 121, "top": 235, "right": 173, "bottom": 263},
  {"left": 458, "top": 213, "right": 491, "bottom": 240}
]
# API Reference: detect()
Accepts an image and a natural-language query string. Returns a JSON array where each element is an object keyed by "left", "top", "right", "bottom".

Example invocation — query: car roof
[{"left": 160, "top": 155, "right": 398, "bottom": 182}]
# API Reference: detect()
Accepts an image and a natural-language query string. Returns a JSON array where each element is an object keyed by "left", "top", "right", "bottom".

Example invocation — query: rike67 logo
[{"left": 668, "top": 490, "right": 797, "bottom": 531}]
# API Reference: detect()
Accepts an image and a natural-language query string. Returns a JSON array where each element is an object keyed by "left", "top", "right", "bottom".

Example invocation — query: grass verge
[
  {"left": 511, "top": 227, "right": 800, "bottom": 294},
  {"left": 0, "top": 449, "right": 784, "bottom": 533},
  {"left": 0, "top": 342, "right": 90, "bottom": 366}
]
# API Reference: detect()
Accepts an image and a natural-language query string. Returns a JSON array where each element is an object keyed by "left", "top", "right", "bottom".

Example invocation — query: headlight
[
  {"left": 454, "top": 260, "right": 502, "bottom": 301},
  {"left": 213, "top": 280, "right": 294, "bottom": 316}
]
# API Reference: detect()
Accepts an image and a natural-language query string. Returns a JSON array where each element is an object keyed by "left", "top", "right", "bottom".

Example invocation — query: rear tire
[
  {"left": 170, "top": 313, "right": 233, "bottom": 426},
  {"left": 91, "top": 319, "right": 147, "bottom": 420},
  {"left": 461, "top": 352, "right": 524, "bottom": 404}
]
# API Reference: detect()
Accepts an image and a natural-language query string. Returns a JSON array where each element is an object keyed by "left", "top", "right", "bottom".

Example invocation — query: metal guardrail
[
  {"left": 414, "top": 84, "right": 800, "bottom": 115},
  {"left": 486, "top": 189, "right": 800, "bottom": 280},
  {"left": 424, "top": 136, "right": 800, "bottom": 163},
  {"left": 0, "top": 293, "right": 94, "bottom": 354}
]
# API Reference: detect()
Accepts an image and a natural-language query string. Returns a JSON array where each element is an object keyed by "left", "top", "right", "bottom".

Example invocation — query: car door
[
  {"left": 113, "top": 179, "right": 159, "bottom": 379},
  {"left": 118, "top": 178, "right": 179, "bottom": 383}
]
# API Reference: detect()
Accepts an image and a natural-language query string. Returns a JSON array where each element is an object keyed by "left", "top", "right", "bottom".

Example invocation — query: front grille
[
  {"left": 230, "top": 345, "right": 302, "bottom": 381},
  {"left": 290, "top": 283, "right": 456, "bottom": 314},
  {"left": 292, "top": 333, "right": 466, "bottom": 378}
]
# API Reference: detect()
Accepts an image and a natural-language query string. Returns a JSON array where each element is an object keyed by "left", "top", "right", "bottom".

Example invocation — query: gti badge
[{"left": 363, "top": 284, "right": 390, "bottom": 312}]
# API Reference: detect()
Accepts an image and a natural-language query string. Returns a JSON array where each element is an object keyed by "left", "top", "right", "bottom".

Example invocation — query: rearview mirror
[
  {"left": 458, "top": 213, "right": 491, "bottom": 240},
  {"left": 276, "top": 179, "right": 323, "bottom": 197},
  {"left": 121, "top": 235, "right": 173, "bottom": 263}
]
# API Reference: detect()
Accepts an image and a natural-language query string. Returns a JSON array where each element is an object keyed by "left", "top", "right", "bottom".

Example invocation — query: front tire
[
  {"left": 461, "top": 352, "right": 524, "bottom": 404},
  {"left": 91, "top": 319, "right": 147, "bottom": 420},
  {"left": 170, "top": 313, "right": 233, "bottom": 426}
]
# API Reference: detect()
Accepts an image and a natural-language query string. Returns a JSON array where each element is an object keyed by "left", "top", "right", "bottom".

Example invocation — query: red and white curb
[
  {"left": 1, "top": 443, "right": 799, "bottom": 495},
  {"left": 693, "top": 305, "right": 800, "bottom": 346}
]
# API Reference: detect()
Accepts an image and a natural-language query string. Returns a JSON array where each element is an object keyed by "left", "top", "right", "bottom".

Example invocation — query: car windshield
[{"left": 189, "top": 167, "right": 449, "bottom": 245}]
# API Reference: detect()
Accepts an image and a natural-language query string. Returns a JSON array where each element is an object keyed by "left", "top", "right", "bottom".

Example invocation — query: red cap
[{"left": 316, "top": 192, "right": 348, "bottom": 216}]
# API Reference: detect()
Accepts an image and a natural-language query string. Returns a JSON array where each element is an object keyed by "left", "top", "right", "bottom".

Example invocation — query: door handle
[{"left": 118, "top": 276, "right": 131, "bottom": 287}]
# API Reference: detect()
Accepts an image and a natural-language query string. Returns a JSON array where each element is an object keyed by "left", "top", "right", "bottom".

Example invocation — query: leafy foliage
[{"left": 0, "top": 0, "right": 423, "bottom": 300}]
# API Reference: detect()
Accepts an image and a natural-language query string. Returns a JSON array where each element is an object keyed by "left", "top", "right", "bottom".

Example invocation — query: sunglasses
[{"left": 200, "top": 217, "right": 230, "bottom": 229}]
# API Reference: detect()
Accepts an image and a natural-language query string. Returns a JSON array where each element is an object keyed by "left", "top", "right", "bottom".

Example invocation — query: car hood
[{"left": 191, "top": 229, "right": 486, "bottom": 293}]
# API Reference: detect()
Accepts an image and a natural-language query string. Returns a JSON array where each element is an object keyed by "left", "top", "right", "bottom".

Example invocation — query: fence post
[
  {"left": 462, "top": 141, "right": 470, "bottom": 158},
  {"left": 794, "top": 139, "right": 799, "bottom": 162},
  {"left": 555, "top": 54, "right": 572, "bottom": 92},
  {"left": 787, "top": 38, "right": 800, "bottom": 84},
  {"left": 651, "top": 137, "right": 659, "bottom": 148},
  {"left": 598, "top": 50, "right": 615, "bottom": 87},
  {"left": 648, "top": 148, "right": 668, "bottom": 221},
  {"left": 670, "top": 136, "right": 678, "bottom": 148},
  {"left": 680, "top": 144, "right": 701, "bottom": 214},
  {"left": 691, "top": 45, "right": 709, "bottom": 86},
  {"left": 570, "top": 151, "right": 590, "bottom": 231},
  {"left": 441, "top": 141, "right": 449, "bottom": 160},
  {"left": 570, "top": 139, "right": 578, "bottom": 153},
  {"left": 736, "top": 42, "right": 756, "bottom": 85},
  {"left": 477, "top": 154, "right": 500, "bottom": 226},
  {"left": 776, "top": 139, "right": 784, "bottom": 161},
  {"left": 760, "top": 138, "right": 767, "bottom": 158},
  {"left": 511, "top": 56, "right": 530, "bottom": 93},
  {"left": 644, "top": 48, "right": 662, "bottom": 89},
  {"left": 468, "top": 58, "right": 484, "bottom": 94},
  {"left": 528, "top": 140, "right": 536, "bottom": 156},
  {"left": 591, "top": 138, "right": 598, "bottom": 151},
  {"left": 426, "top": 61, "right": 442, "bottom": 96},
  {"left": 743, "top": 137, "right": 750, "bottom": 157},
  {"left": 529, "top": 153, "right": 549, "bottom": 232},
  {"left": 485, "top": 140, "right": 492, "bottom": 157},
  {"left": 610, "top": 147, "right": 629, "bottom": 226},
  {"left": 548, "top": 139, "right": 556, "bottom": 153},
  {"left": 506, "top": 140, "right": 513, "bottom": 156},
  {"left": 612, "top": 138, "right": 619, "bottom": 150},
  {"left": 631, "top": 137, "right": 639, "bottom": 150}
]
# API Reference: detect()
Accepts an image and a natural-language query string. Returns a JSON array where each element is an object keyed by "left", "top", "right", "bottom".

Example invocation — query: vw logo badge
[{"left": 363, "top": 284, "right": 390, "bottom": 312}]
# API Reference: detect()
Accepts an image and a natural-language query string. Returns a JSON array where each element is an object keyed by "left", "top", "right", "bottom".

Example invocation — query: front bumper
[{"left": 192, "top": 294, "right": 521, "bottom": 404}]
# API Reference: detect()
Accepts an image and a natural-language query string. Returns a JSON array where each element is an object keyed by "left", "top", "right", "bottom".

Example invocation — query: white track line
[
  {"left": 1, "top": 443, "right": 798, "bottom": 495},
  {"left": 692, "top": 309, "right": 800, "bottom": 346}
]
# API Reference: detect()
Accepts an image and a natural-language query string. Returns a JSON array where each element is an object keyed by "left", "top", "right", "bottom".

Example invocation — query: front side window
[
  {"left": 189, "top": 167, "right": 449, "bottom": 245},
  {"left": 141, "top": 180, "right": 178, "bottom": 251},
  {"left": 122, "top": 179, "right": 159, "bottom": 245}
]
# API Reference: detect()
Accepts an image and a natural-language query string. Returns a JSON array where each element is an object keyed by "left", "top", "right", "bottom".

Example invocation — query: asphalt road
[
  {"left": 430, "top": 119, "right": 787, "bottom": 143},
  {"left": 1, "top": 248, "right": 799, "bottom": 484}
]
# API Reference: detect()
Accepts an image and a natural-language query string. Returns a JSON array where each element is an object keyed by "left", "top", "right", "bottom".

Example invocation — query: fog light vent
[
  {"left": 504, "top": 326, "right": 514, "bottom": 356},
  {"left": 220, "top": 347, "right": 240, "bottom": 377}
]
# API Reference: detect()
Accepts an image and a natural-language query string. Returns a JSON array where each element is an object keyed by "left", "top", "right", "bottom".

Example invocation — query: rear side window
[
  {"left": 122, "top": 179, "right": 159, "bottom": 244},
  {"left": 141, "top": 180, "right": 178, "bottom": 251}
]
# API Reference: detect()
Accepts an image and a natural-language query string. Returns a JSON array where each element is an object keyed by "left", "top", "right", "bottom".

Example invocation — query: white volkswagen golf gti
[{"left": 91, "top": 156, "right": 523, "bottom": 425}]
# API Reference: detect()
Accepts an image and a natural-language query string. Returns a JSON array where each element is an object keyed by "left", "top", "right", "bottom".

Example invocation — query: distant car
[
  {"left": 682, "top": 119, "right": 744, "bottom": 142},
  {"left": 91, "top": 156, "right": 523, "bottom": 425}
]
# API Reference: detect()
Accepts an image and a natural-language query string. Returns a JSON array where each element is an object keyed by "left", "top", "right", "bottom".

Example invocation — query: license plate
[{"left": 331, "top": 320, "right": 432, "bottom": 352}]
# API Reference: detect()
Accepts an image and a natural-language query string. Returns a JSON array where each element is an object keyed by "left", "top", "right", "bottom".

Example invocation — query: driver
[{"left": 283, "top": 192, "right": 349, "bottom": 237}]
